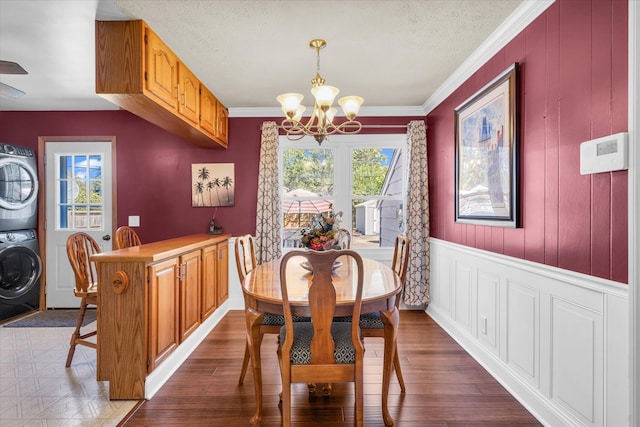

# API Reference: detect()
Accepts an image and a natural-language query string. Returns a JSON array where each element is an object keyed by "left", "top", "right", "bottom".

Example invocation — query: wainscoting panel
[
  {"left": 551, "top": 297, "right": 602, "bottom": 426},
  {"left": 476, "top": 270, "right": 499, "bottom": 353},
  {"left": 454, "top": 262, "right": 472, "bottom": 332},
  {"left": 507, "top": 280, "right": 539, "bottom": 388},
  {"left": 428, "top": 238, "right": 629, "bottom": 427}
]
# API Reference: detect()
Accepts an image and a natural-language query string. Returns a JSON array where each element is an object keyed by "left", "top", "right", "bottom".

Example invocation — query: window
[
  {"left": 280, "top": 134, "right": 405, "bottom": 250},
  {"left": 56, "top": 154, "right": 104, "bottom": 229}
]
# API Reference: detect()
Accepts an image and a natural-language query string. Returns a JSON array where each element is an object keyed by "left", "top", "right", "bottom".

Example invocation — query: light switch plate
[{"left": 128, "top": 216, "right": 140, "bottom": 227}]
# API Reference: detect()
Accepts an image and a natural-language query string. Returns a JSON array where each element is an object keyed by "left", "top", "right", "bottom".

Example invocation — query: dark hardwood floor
[{"left": 120, "top": 310, "right": 542, "bottom": 426}]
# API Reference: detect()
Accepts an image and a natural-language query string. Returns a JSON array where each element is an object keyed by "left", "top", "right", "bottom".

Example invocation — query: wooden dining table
[{"left": 242, "top": 254, "right": 403, "bottom": 426}]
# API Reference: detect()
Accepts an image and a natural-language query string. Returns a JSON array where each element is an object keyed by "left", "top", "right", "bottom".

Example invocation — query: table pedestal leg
[
  {"left": 246, "top": 308, "right": 264, "bottom": 427},
  {"left": 380, "top": 307, "right": 399, "bottom": 427}
]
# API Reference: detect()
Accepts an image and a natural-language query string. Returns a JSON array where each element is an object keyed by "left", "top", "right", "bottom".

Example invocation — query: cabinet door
[
  {"left": 201, "top": 244, "right": 218, "bottom": 320},
  {"left": 144, "top": 27, "right": 178, "bottom": 110},
  {"left": 215, "top": 100, "right": 229, "bottom": 146},
  {"left": 177, "top": 63, "right": 199, "bottom": 125},
  {"left": 216, "top": 243, "right": 229, "bottom": 304},
  {"left": 148, "top": 258, "right": 180, "bottom": 371},
  {"left": 180, "top": 250, "right": 201, "bottom": 341},
  {"left": 199, "top": 86, "right": 217, "bottom": 138}
]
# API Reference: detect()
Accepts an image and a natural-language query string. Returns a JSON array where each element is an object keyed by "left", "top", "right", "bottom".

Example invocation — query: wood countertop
[{"left": 91, "top": 233, "right": 230, "bottom": 263}]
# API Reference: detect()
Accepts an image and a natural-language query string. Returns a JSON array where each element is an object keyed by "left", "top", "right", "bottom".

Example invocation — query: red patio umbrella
[{"left": 282, "top": 189, "right": 333, "bottom": 227}]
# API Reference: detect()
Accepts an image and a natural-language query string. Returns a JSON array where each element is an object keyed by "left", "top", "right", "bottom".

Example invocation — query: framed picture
[
  {"left": 454, "top": 63, "right": 520, "bottom": 227},
  {"left": 191, "top": 163, "right": 235, "bottom": 207}
]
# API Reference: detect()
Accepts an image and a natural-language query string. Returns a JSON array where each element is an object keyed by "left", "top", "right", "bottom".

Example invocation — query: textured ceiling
[{"left": 0, "top": 0, "right": 525, "bottom": 113}]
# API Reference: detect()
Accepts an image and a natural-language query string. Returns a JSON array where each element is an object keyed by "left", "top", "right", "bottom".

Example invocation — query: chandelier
[{"left": 276, "top": 39, "right": 364, "bottom": 145}]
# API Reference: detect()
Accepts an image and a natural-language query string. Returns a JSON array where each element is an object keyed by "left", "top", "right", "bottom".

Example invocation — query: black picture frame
[{"left": 454, "top": 63, "right": 520, "bottom": 228}]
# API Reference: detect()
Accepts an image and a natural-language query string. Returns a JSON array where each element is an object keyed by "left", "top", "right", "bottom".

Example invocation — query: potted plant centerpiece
[{"left": 299, "top": 205, "right": 345, "bottom": 251}]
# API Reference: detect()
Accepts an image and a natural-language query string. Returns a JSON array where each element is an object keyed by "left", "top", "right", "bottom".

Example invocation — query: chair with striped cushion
[
  {"left": 334, "top": 233, "right": 410, "bottom": 393},
  {"left": 236, "top": 235, "right": 310, "bottom": 385},
  {"left": 277, "top": 249, "right": 366, "bottom": 427}
]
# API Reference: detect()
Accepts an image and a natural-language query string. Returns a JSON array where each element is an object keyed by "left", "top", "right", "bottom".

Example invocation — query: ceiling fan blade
[
  {"left": 0, "top": 81, "right": 26, "bottom": 98},
  {"left": 0, "top": 60, "right": 28, "bottom": 74}
]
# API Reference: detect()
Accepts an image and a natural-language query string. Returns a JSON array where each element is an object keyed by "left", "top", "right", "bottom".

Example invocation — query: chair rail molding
[{"left": 427, "top": 238, "right": 629, "bottom": 427}]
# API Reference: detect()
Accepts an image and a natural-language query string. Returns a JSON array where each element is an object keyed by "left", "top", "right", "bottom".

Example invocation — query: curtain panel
[
  {"left": 404, "top": 120, "right": 430, "bottom": 306},
  {"left": 255, "top": 121, "right": 282, "bottom": 264}
]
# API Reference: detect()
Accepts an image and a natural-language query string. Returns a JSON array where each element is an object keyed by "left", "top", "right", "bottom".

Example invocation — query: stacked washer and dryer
[{"left": 0, "top": 143, "right": 42, "bottom": 322}]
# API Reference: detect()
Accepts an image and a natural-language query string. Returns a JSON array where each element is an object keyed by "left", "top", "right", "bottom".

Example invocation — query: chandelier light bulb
[
  {"left": 326, "top": 107, "right": 337, "bottom": 123},
  {"left": 338, "top": 96, "right": 364, "bottom": 120},
  {"left": 293, "top": 105, "right": 306, "bottom": 121},
  {"left": 277, "top": 93, "right": 304, "bottom": 118},
  {"left": 310, "top": 85, "right": 339, "bottom": 110}
]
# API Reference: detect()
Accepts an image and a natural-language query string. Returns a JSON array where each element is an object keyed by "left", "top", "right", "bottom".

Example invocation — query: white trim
[
  {"left": 228, "top": 105, "right": 425, "bottom": 118},
  {"left": 428, "top": 238, "right": 629, "bottom": 426},
  {"left": 628, "top": 0, "right": 639, "bottom": 424},
  {"left": 433, "top": 238, "right": 628, "bottom": 297},
  {"left": 423, "top": 0, "right": 555, "bottom": 114}
]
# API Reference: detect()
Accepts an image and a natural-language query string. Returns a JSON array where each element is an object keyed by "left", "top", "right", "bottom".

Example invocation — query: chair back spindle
[
  {"left": 114, "top": 226, "right": 142, "bottom": 249},
  {"left": 66, "top": 232, "right": 101, "bottom": 295},
  {"left": 235, "top": 234, "right": 257, "bottom": 282}
]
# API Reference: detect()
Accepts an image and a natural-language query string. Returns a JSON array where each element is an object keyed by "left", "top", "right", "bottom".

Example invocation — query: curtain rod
[{"left": 271, "top": 124, "right": 408, "bottom": 130}]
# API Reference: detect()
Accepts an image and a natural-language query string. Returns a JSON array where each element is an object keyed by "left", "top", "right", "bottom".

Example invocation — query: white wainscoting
[{"left": 427, "top": 238, "right": 629, "bottom": 427}]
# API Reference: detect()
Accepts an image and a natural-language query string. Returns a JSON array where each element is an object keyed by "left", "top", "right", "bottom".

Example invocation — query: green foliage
[
  {"left": 352, "top": 148, "right": 388, "bottom": 196},
  {"left": 283, "top": 149, "right": 334, "bottom": 195},
  {"left": 282, "top": 148, "right": 389, "bottom": 196}
]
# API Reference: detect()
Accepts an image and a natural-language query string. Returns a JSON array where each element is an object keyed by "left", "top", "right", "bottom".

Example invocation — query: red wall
[
  {"left": 427, "top": 0, "right": 628, "bottom": 283},
  {"left": 0, "top": 111, "right": 265, "bottom": 243},
  {"left": 0, "top": 111, "right": 418, "bottom": 244}
]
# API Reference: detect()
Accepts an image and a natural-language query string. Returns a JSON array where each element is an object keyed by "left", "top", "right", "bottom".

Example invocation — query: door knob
[{"left": 103, "top": 234, "right": 111, "bottom": 241}]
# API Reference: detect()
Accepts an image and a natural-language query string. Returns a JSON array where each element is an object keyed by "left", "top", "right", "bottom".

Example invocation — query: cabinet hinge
[
  {"left": 144, "top": 34, "right": 147, "bottom": 44},
  {"left": 144, "top": 71, "right": 147, "bottom": 81},
  {"left": 147, "top": 358, "right": 150, "bottom": 367}
]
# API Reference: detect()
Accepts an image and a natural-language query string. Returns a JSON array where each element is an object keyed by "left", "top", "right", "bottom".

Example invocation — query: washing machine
[
  {"left": 0, "top": 143, "right": 39, "bottom": 231},
  {"left": 0, "top": 229, "right": 42, "bottom": 322}
]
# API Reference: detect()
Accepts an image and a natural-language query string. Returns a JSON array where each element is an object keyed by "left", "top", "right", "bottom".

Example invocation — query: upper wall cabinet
[{"left": 95, "top": 20, "right": 228, "bottom": 148}]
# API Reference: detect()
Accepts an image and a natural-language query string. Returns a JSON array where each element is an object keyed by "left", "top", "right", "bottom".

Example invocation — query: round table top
[{"left": 242, "top": 255, "right": 402, "bottom": 308}]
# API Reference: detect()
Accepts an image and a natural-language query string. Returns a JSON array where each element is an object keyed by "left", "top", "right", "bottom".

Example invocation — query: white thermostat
[{"left": 580, "top": 132, "right": 628, "bottom": 175}]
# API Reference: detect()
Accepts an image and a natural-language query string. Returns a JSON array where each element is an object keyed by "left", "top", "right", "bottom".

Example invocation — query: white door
[{"left": 45, "top": 141, "right": 113, "bottom": 308}]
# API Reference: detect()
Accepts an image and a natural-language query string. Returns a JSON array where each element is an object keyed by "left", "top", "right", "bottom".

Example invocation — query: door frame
[{"left": 37, "top": 136, "right": 118, "bottom": 309}]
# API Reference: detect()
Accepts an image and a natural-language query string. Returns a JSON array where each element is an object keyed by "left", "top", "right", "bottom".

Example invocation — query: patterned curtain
[
  {"left": 254, "top": 121, "right": 282, "bottom": 264},
  {"left": 403, "top": 120, "right": 431, "bottom": 306}
]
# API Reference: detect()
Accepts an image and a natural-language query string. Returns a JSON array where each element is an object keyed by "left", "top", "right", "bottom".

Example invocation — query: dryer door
[
  {"left": 0, "top": 157, "right": 39, "bottom": 211},
  {"left": 0, "top": 245, "right": 42, "bottom": 300}
]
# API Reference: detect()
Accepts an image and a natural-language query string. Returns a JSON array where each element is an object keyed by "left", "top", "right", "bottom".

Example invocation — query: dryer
[
  {"left": 0, "top": 229, "right": 42, "bottom": 322},
  {"left": 0, "top": 143, "right": 39, "bottom": 231}
]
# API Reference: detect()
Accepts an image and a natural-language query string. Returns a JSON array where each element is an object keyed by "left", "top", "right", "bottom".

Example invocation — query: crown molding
[
  {"left": 229, "top": 1, "right": 555, "bottom": 119},
  {"left": 228, "top": 105, "right": 426, "bottom": 118},
  {"left": 422, "top": 0, "right": 555, "bottom": 114}
]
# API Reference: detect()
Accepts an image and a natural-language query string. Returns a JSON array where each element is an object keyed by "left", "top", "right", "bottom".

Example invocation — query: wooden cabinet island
[{"left": 91, "top": 234, "right": 229, "bottom": 400}]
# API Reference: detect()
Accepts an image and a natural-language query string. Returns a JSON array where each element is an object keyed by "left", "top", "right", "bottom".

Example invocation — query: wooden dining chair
[
  {"left": 334, "top": 233, "right": 410, "bottom": 393},
  {"left": 339, "top": 227, "right": 351, "bottom": 249},
  {"left": 65, "top": 232, "right": 102, "bottom": 367},
  {"left": 278, "top": 249, "right": 366, "bottom": 426},
  {"left": 236, "top": 235, "right": 310, "bottom": 384},
  {"left": 114, "top": 226, "right": 142, "bottom": 249}
]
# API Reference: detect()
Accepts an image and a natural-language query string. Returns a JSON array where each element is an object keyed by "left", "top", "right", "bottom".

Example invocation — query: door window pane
[{"left": 56, "top": 154, "right": 103, "bottom": 230}]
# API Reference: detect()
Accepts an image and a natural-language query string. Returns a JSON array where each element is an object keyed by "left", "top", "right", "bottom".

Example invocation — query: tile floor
[{"left": 0, "top": 320, "right": 137, "bottom": 426}]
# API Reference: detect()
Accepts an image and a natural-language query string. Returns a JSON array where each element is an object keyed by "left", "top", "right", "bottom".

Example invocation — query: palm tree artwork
[{"left": 191, "top": 163, "right": 235, "bottom": 207}]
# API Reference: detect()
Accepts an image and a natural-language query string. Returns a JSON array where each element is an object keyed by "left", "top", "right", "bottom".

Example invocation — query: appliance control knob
[{"left": 3, "top": 145, "right": 15, "bottom": 154}]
